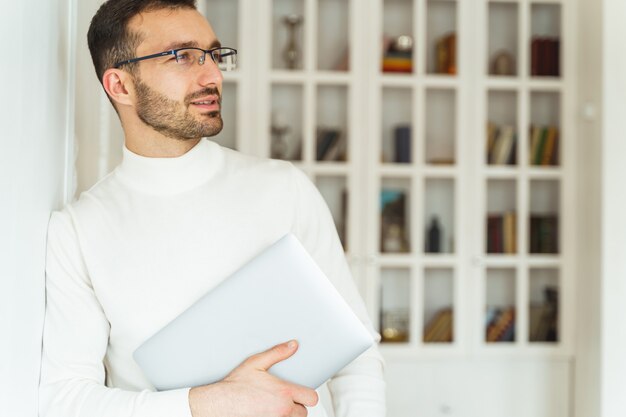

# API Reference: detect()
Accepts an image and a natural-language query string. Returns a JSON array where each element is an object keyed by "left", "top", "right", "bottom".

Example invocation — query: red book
[
  {"left": 553, "top": 39, "right": 561, "bottom": 76},
  {"left": 531, "top": 38, "right": 541, "bottom": 76}
]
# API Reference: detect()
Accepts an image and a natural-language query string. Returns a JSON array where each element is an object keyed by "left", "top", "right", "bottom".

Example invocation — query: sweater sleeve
[
  {"left": 39, "top": 210, "right": 193, "bottom": 417},
  {"left": 290, "top": 167, "right": 386, "bottom": 417}
]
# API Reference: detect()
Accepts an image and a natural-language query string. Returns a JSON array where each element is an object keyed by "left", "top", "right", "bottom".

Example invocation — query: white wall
[
  {"left": 576, "top": 0, "right": 626, "bottom": 416},
  {"left": 75, "top": 0, "right": 125, "bottom": 195},
  {"left": 601, "top": 0, "right": 626, "bottom": 415},
  {"left": 0, "top": 0, "right": 75, "bottom": 415}
]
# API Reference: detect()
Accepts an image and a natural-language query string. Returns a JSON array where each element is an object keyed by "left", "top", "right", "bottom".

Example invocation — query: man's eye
[{"left": 176, "top": 52, "right": 191, "bottom": 62}]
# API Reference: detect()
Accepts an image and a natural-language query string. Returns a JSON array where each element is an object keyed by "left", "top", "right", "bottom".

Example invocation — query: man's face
[{"left": 127, "top": 8, "right": 224, "bottom": 140}]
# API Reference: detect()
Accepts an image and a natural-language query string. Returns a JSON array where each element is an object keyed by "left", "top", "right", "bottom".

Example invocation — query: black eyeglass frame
[{"left": 113, "top": 46, "right": 238, "bottom": 69}]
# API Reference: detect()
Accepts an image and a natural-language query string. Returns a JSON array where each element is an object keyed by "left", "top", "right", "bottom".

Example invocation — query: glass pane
[
  {"left": 382, "top": 0, "right": 414, "bottom": 74},
  {"left": 529, "top": 92, "right": 561, "bottom": 166},
  {"left": 529, "top": 269, "right": 559, "bottom": 343},
  {"left": 423, "top": 268, "right": 454, "bottom": 343},
  {"left": 529, "top": 180, "right": 560, "bottom": 254},
  {"left": 205, "top": 0, "right": 239, "bottom": 51},
  {"left": 318, "top": 0, "right": 350, "bottom": 71},
  {"left": 425, "top": 89, "right": 456, "bottom": 165},
  {"left": 382, "top": 88, "right": 413, "bottom": 164},
  {"left": 530, "top": 4, "right": 561, "bottom": 77},
  {"left": 316, "top": 85, "right": 349, "bottom": 162},
  {"left": 273, "top": 0, "right": 306, "bottom": 70},
  {"left": 485, "top": 268, "right": 516, "bottom": 343},
  {"left": 486, "top": 180, "right": 517, "bottom": 254},
  {"left": 487, "top": 90, "right": 518, "bottom": 166},
  {"left": 487, "top": 2, "right": 518, "bottom": 76},
  {"left": 424, "top": 179, "right": 455, "bottom": 254},
  {"left": 380, "top": 178, "right": 412, "bottom": 253},
  {"left": 381, "top": 268, "right": 411, "bottom": 343},
  {"left": 426, "top": 0, "right": 458, "bottom": 75},
  {"left": 270, "top": 84, "right": 303, "bottom": 161}
]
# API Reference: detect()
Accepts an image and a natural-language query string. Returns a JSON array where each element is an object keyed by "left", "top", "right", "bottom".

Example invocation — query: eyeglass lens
[{"left": 174, "top": 48, "right": 237, "bottom": 71}]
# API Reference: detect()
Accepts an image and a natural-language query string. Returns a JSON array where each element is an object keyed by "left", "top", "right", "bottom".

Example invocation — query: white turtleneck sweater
[{"left": 39, "top": 139, "right": 385, "bottom": 417}]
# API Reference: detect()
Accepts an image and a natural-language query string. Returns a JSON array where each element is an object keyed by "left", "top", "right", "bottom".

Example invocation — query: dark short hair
[{"left": 87, "top": 0, "right": 197, "bottom": 84}]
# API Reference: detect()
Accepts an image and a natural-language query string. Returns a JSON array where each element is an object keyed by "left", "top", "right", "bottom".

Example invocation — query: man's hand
[{"left": 188, "top": 340, "right": 319, "bottom": 417}]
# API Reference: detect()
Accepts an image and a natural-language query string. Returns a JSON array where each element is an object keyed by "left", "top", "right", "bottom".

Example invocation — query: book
[
  {"left": 435, "top": 32, "right": 457, "bottom": 74},
  {"left": 382, "top": 50, "right": 413, "bottom": 73},
  {"left": 554, "top": 39, "right": 561, "bottom": 77},
  {"left": 486, "top": 122, "right": 498, "bottom": 163},
  {"left": 531, "top": 37, "right": 541, "bottom": 76},
  {"left": 446, "top": 33, "right": 457, "bottom": 75},
  {"left": 533, "top": 127, "right": 549, "bottom": 165},
  {"left": 492, "top": 125, "right": 515, "bottom": 165},
  {"left": 529, "top": 304, "right": 546, "bottom": 341},
  {"left": 423, "top": 308, "right": 453, "bottom": 343},
  {"left": 486, "top": 307, "right": 515, "bottom": 342},
  {"left": 529, "top": 125, "right": 559, "bottom": 166},
  {"left": 507, "top": 135, "right": 518, "bottom": 165},
  {"left": 530, "top": 287, "right": 559, "bottom": 342},
  {"left": 530, "top": 37, "right": 560, "bottom": 76},
  {"left": 529, "top": 125, "right": 543, "bottom": 165},
  {"left": 503, "top": 211, "right": 517, "bottom": 254},
  {"left": 487, "top": 214, "right": 503, "bottom": 253},
  {"left": 541, "top": 127, "right": 558, "bottom": 165},
  {"left": 316, "top": 128, "right": 340, "bottom": 161},
  {"left": 394, "top": 125, "right": 411, "bottom": 163},
  {"left": 323, "top": 134, "right": 345, "bottom": 162},
  {"left": 432, "top": 310, "right": 453, "bottom": 343},
  {"left": 530, "top": 214, "right": 559, "bottom": 254}
]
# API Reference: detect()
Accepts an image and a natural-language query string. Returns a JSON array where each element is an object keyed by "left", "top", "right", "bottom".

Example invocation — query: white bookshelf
[{"left": 202, "top": 0, "right": 577, "bottom": 415}]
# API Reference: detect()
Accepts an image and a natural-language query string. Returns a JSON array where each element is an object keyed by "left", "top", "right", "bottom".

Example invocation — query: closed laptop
[{"left": 133, "top": 233, "right": 375, "bottom": 391}]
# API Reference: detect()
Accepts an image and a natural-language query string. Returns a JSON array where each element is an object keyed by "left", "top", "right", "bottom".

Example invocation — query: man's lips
[{"left": 189, "top": 95, "right": 220, "bottom": 111}]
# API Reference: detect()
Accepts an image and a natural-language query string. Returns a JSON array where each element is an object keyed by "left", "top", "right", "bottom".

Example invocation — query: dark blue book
[{"left": 394, "top": 125, "right": 411, "bottom": 163}]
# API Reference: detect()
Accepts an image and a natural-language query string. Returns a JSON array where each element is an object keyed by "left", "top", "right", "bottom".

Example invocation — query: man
[{"left": 39, "top": 1, "right": 385, "bottom": 416}]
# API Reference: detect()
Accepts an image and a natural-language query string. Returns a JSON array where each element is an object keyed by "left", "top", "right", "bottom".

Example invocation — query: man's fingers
[
  {"left": 292, "top": 387, "right": 319, "bottom": 408},
  {"left": 243, "top": 340, "right": 299, "bottom": 371}
]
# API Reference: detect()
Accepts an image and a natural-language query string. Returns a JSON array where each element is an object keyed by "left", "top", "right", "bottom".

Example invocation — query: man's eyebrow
[
  {"left": 162, "top": 40, "right": 222, "bottom": 51},
  {"left": 162, "top": 40, "right": 199, "bottom": 50}
]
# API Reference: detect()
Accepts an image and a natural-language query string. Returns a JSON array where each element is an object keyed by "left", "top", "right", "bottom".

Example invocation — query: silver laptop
[{"left": 133, "top": 233, "right": 374, "bottom": 391}]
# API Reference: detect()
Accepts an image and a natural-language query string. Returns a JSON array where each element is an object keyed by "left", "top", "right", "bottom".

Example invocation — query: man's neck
[{"left": 125, "top": 135, "right": 202, "bottom": 158}]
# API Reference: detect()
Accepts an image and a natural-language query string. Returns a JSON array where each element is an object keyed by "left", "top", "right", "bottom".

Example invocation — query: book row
[
  {"left": 380, "top": 296, "right": 558, "bottom": 344},
  {"left": 487, "top": 213, "right": 559, "bottom": 255}
]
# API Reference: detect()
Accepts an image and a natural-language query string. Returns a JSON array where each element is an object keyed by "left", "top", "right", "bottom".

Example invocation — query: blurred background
[{"left": 2, "top": 0, "right": 626, "bottom": 416}]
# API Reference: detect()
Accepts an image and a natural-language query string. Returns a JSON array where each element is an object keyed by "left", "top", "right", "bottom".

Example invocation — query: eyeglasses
[{"left": 113, "top": 46, "right": 238, "bottom": 71}]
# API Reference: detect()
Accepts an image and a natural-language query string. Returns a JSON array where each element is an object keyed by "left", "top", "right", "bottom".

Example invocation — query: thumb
[{"left": 244, "top": 340, "right": 299, "bottom": 371}]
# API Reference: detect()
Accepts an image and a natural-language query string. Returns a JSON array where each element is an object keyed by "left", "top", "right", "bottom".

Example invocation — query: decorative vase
[{"left": 282, "top": 14, "right": 303, "bottom": 70}]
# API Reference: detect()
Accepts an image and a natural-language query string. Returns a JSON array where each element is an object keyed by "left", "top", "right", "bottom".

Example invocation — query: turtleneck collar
[{"left": 115, "top": 138, "right": 223, "bottom": 195}]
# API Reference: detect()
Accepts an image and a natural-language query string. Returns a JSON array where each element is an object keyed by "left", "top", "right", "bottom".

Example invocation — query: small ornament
[
  {"left": 491, "top": 50, "right": 515, "bottom": 76},
  {"left": 282, "top": 14, "right": 304, "bottom": 70}
]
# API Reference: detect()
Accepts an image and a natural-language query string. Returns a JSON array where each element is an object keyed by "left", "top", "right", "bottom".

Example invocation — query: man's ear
[{"left": 102, "top": 68, "right": 134, "bottom": 107}]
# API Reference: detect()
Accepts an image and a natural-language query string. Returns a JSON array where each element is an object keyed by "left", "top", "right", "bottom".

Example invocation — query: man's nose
[{"left": 197, "top": 57, "right": 223, "bottom": 87}]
